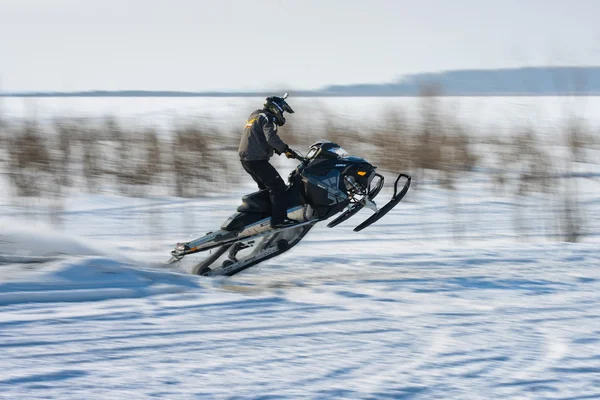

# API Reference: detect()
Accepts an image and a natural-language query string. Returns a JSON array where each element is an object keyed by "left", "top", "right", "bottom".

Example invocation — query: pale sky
[{"left": 1, "top": 0, "right": 599, "bottom": 92}]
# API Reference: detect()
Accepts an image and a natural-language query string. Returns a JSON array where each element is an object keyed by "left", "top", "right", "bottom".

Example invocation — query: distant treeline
[{"left": 2, "top": 67, "right": 600, "bottom": 97}]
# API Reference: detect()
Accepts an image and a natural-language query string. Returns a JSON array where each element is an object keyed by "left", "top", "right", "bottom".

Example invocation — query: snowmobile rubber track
[
  {"left": 168, "top": 217, "right": 316, "bottom": 263},
  {"left": 202, "top": 224, "right": 315, "bottom": 277},
  {"left": 191, "top": 243, "right": 233, "bottom": 275}
]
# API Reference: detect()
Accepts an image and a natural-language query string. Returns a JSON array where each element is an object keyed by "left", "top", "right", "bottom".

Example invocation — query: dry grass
[
  {"left": 0, "top": 97, "right": 597, "bottom": 242},
  {"left": 368, "top": 108, "right": 414, "bottom": 173},
  {"left": 560, "top": 117, "right": 589, "bottom": 242},
  {"left": 80, "top": 124, "right": 103, "bottom": 193},
  {"left": 53, "top": 118, "right": 79, "bottom": 188},
  {"left": 512, "top": 127, "right": 554, "bottom": 196},
  {"left": 171, "top": 124, "right": 224, "bottom": 198},
  {"left": 6, "top": 121, "right": 53, "bottom": 197},
  {"left": 110, "top": 123, "right": 163, "bottom": 196}
]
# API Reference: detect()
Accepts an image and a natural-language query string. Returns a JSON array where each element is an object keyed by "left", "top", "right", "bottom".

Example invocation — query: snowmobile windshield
[{"left": 327, "top": 147, "right": 350, "bottom": 158}]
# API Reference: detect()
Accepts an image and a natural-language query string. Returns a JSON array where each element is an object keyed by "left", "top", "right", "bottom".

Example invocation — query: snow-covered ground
[
  {"left": 1, "top": 96, "right": 600, "bottom": 398},
  {"left": 3, "top": 96, "right": 600, "bottom": 133},
  {"left": 1, "top": 171, "right": 600, "bottom": 399}
]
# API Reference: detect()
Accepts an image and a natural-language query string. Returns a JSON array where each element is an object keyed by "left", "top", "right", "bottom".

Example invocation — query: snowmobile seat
[{"left": 237, "top": 190, "right": 272, "bottom": 213}]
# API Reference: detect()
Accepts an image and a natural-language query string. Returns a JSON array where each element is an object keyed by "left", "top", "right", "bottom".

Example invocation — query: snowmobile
[{"left": 168, "top": 140, "right": 411, "bottom": 276}]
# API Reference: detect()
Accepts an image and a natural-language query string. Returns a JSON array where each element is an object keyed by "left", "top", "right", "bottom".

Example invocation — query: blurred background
[
  {"left": 1, "top": 87, "right": 599, "bottom": 245},
  {"left": 2, "top": 1, "right": 600, "bottom": 398},
  {"left": 1, "top": 1, "right": 599, "bottom": 247}
]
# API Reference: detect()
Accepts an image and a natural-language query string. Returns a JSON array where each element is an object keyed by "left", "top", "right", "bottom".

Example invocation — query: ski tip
[{"left": 166, "top": 256, "right": 182, "bottom": 265}]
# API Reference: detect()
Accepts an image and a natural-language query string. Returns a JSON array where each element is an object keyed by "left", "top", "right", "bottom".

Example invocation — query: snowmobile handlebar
[{"left": 288, "top": 149, "right": 307, "bottom": 163}]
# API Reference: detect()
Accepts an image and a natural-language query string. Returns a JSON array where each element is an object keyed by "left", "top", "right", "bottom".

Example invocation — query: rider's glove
[{"left": 284, "top": 147, "right": 296, "bottom": 159}]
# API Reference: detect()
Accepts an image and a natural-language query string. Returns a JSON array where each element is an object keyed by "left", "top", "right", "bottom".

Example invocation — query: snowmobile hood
[{"left": 343, "top": 156, "right": 369, "bottom": 163}]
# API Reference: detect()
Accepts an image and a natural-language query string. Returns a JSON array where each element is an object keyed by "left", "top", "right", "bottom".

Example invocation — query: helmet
[{"left": 264, "top": 92, "right": 295, "bottom": 126}]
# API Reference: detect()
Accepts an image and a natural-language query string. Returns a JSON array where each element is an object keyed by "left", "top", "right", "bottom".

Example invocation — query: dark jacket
[{"left": 239, "top": 109, "right": 288, "bottom": 161}]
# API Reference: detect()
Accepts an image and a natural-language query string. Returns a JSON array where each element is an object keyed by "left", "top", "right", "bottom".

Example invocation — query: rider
[{"left": 238, "top": 94, "right": 299, "bottom": 229}]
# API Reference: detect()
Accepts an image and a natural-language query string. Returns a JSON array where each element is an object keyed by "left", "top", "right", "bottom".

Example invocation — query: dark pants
[{"left": 241, "top": 160, "right": 288, "bottom": 226}]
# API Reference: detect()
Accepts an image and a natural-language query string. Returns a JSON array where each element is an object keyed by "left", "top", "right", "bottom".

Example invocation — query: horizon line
[{"left": 2, "top": 65, "right": 600, "bottom": 97}]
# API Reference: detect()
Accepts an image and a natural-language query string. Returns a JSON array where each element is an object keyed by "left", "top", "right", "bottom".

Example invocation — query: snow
[
  {"left": 0, "top": 223, "right": 98, "bottom": 262},
  {"left": 1, "top": 177, "right": 600, "bottom": 398},
  {"left": 3, "top": 96, "right": 600, "bottom": 132},
  {"left": 1, "top": 240, "right": 600, "bottom": 398},
  {"left": 1, "top": 97, "right": 600, "bottom": 398}
]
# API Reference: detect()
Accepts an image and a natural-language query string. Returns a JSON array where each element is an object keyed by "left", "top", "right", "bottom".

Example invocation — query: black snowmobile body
[
  {"left": 223, "top": 140, "right": 376, "bottom": 230},
  {"left": 168, "top": 140, "right": 411, "bottom": 276}
]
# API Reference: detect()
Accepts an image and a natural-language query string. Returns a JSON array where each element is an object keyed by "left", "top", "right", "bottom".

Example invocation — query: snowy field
[
  {"left": 1, "top": 97, "right": 600, "bottom": 399},
  {"left": 3, "top": 96, "right": 600, "bottom": 133},
  {"left": 2, "top": 178, "right": 600, "bottom": 399}
]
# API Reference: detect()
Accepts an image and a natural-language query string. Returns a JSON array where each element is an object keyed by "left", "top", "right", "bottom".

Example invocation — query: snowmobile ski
[
  {"left": 327, "top": 173, "right": 385, "bottom": 228},
  {"left": 353, "top": 173, "right": 411, "bottom": 232}
]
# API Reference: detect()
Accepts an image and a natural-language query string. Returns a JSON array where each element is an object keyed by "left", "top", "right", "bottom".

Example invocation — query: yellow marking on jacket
[{"left": 245, "top": 117, "right": 258, "bottom": 128}]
